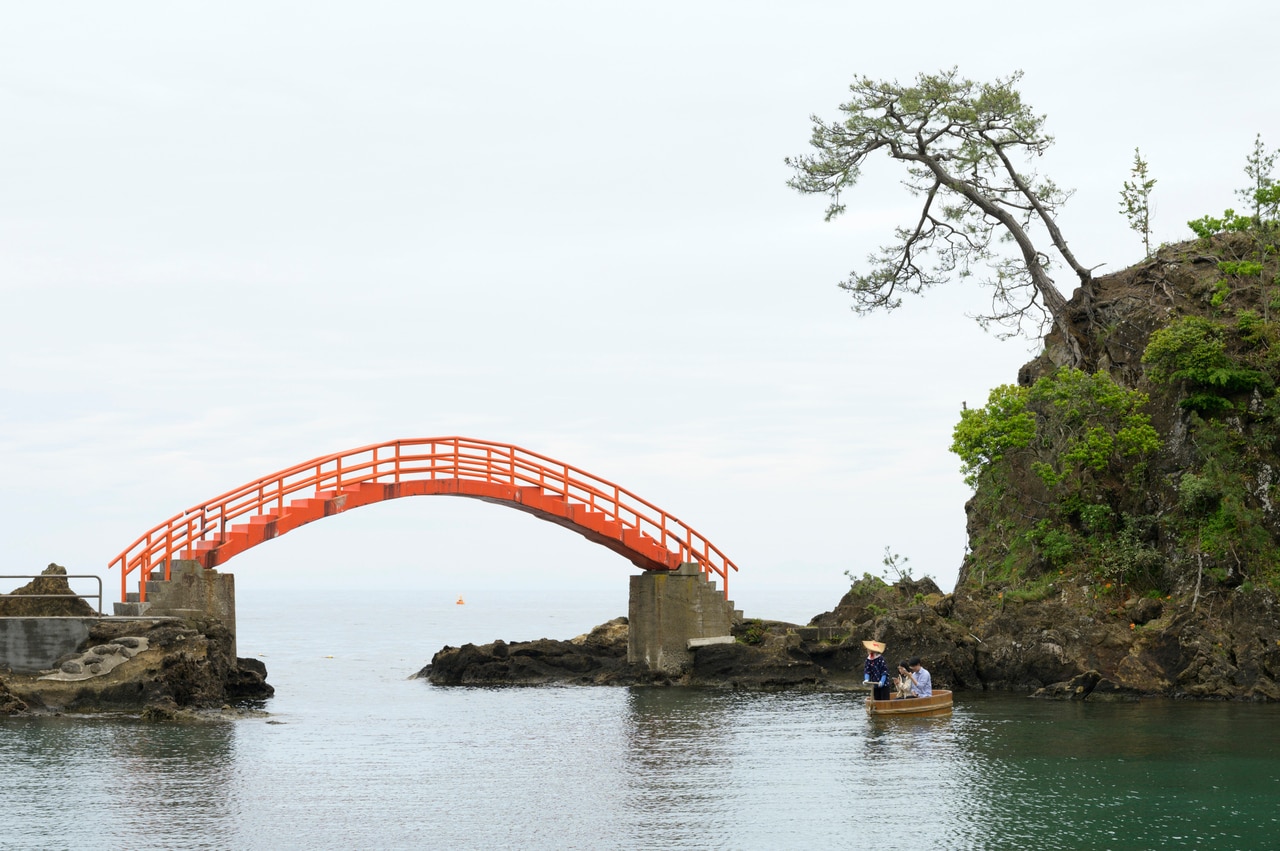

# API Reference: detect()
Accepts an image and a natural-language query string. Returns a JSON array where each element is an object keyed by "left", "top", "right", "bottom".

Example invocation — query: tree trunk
[
  {"left": 1032, "top": 264, "right": 1087, "bottom": 369},
  {"left": 939, "top": 174, "right": 1087, "bottom": 369}
]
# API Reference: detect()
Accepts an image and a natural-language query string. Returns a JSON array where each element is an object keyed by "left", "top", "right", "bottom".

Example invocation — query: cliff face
[{"left": 940, "top": 231, "right": 1280, "bottom": 699}]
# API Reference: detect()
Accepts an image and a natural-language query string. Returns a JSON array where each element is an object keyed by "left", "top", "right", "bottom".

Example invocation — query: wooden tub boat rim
[{"left": 865, "top": 688, "right": 954, "bottom": 715}]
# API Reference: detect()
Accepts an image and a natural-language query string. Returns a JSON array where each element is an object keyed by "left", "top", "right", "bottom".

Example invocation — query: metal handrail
[
  {"left": 0, "top": 575, "right": 103, "bottom": 615},
  {"left": 109, "top": 437, "right": 738, "bottom": 602}
]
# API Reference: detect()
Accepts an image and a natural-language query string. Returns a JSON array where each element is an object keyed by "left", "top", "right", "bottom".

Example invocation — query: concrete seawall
[{"left": 0, "top": 618, "right": 96, "bottom": 674}]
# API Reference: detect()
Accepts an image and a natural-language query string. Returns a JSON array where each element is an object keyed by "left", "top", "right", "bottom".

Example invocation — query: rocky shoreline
[
  {"left": 9, "top": 555, "right": 1277, "bottom": 711},
  {"left": 1, "top": 616, "right": 275, "bottom": 719},
  {"left": 0, "top": 567, "right": 273, "bottom": 719},
  {"left": 417, "top": 616, "right": 850, "bottom": 689},
  {"left": 420, "top": 576, "right": 1280, "bottom": 701}
]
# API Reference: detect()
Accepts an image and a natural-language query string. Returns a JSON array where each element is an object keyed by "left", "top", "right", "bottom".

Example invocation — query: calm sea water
[{"left": 3, "top": 587, "right": 1278, "bottom": 850}]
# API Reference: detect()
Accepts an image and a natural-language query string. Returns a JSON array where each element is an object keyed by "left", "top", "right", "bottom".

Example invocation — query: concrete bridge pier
[
  {"left": 115, "top": 560, "right": 237, "bottom": 658},
  {"left": 628, "top": 562, "right": 741, "bottom": 675}
]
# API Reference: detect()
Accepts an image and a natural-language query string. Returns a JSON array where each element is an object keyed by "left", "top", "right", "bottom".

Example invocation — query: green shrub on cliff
[
  {"left": 1024, "top": 368, "right": 1160, "bottom": 492},
  {"left": 1140, "top": 293, "right": 1280, "bottom": 581},
  {"left": 951, "top": 384, "right": 1035, "bottom": 487},
  {"left": 1167, "top": 415, "right": 1280, "bottom": 576},
  {"left": 1142, "top": 315, "right": 1272, "bottom": 414},
  {"left": 952, "top": 368, "right": 1157, "bottom": 498},
  {"left": 953, "top": 368, "right": 1162, "bottom": 590}
]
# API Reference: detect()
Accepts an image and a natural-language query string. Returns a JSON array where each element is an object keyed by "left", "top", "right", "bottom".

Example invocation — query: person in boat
[
  {"left": 894, "top": 661, "right": 914, "bottom": 698},
  {"left": 905, "top": 657, "right": 933, "bottom": 698},
  {"left": 862, "top": 640, "right": 890, "bottom": 700}
]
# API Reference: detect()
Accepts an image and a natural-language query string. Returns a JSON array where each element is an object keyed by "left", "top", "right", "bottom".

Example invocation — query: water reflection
[
  {"left": 0, "top": 715, "right": 238, "bottom": 849},
  {"left": 620, "top": 688, "right": 735, "bottom": 847},
  {"left": 102, "top": 718, "right": 239, "bottom": 849},
  {"left": 7, "top": 594, "right": 1280, "bottom": 851},
  {"left": 934, "top": 695, "right": 1280, "bottom": 849},
  {"left": 619, "top": 689, "right": 985, "bottom": 849}
]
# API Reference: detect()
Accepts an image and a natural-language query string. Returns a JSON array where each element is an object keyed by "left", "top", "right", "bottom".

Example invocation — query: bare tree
[{"left": 787, "top": 68, "right": 1093, "bottom": 367}]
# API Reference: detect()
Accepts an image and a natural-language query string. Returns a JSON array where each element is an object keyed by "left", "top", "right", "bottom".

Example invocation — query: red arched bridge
[{"left": 110, "top": 437, "right": 738, "bottom": 603}]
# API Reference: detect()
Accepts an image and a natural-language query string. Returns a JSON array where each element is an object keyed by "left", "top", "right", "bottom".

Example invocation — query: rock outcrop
[
  {"left": 418, "top": 570, "right": 1280, "bottom": 701},
  {"left": 0, "top": 563, "right": 97, "bottom": 617},
  {"left": 1, "top": 563, "right": 271, "bottom": 717},
  {"left": 418, "top": 616, "right": 831, "bottom": 689},
  {"left": 420, "top": 618, "right": 642, "bottom": 685},
  {"left": 1, "top": 616, "right": 273, "bottom": 716}
]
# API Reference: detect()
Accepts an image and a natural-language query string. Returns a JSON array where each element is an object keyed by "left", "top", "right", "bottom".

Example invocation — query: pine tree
[
  {"left": 1236, "top": 134, "right": 1276, "bottom": 226},
  {"left": 1119, "top": 147, "right": 1156, "bottom": 257}
]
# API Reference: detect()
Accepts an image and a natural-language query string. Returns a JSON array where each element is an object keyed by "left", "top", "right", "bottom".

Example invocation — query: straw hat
[{"left": 862, "top": 640, "right": 886, "bottom": 653}]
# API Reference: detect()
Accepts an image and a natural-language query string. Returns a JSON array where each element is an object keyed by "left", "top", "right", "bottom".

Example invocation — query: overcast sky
[{"left": 3, "top": 2, "right": 1277, "bottom": 625}]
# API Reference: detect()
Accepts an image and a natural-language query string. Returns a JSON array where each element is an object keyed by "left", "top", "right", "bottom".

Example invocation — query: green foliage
[
  {"left": 844, "top": 571, "right": 890, "bottom": 594},
  {"left": 1235, "top": 310, "right": 1269, "bottom": 347},
  {"left": 1237, "top": 134, "right": 1277, "bottom": 225},
  {"left": 958, "top": 367, "right": 1168, "bottom": 594},
  {"left": 950, "top": 384, "right": 1034, "bottom": 486},
  {"left": 1188, "top": 208, "right": 1254, "bottom": 241},
  {"left": 1079, "top": 502, "right": 1116, "bottom": 534},
  {"left": 787, "top": 67, "right": 1091, "bottom": 352},
  {"left": 1199, "top": 489, "right": 1269, "bottom": 563},
  {"left": 1025, "top": 368, "right": 1161, "bottom": 491},
  {"left": 1165, "top": 417, "right": 1280, "bottom": 579},
  {"left": 1220, "top": 260, "right": 1264, "bottom": 278},
  {"left": 1027, "top": 519, "right": 1077, "bottom": 567},
  {"left": 739, "top": 620, "right": 767, "bottom": 645},
  {"left": 957, "top": 139, "right": 1280, "bottom": 599},
  {"left": 1095, "top": 515, "right": 1164, "bottom": 586},
  {"left": 1210, "top": 278, "right": 1230, "bottom": 308},
  {"left": 1143, "top": 316, "right": 1228, "bottom": 383},
  {"left": 1258, "top": 184, "right": 1280, "bottom": 224},
  {"left": 1178, "top": 472, "right": 1221, "bottom": 516},
  {"left": 1207, "top": 565, "right": 1231, "bottom": 584},
  {"left": 1119, "top": 147, "right": 1157, "bottom": 256},
  {"left": 1142, "top": 316, "right": 1268, "bottom": 412},
  {"left": 1208, "top": 261, "right": 1266, "bottom": 311},
  {"left": 952, "top": 369, "right": 1158, "bottom": 537},
  {"left": 879, "top": 546, "right": 913, "bottom": 582},
  {"left": 1003, "top": 574, "right": 1055, "bottom": 602}
]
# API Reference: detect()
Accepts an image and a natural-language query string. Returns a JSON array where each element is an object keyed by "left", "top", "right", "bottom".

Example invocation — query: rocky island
[{"left": 421, "top": 231, "right": 1280, "bottom": 702}]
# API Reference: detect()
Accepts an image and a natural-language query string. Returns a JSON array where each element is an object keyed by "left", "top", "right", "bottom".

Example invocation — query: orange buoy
[{"left": 456, "top": 596, "right": 465, "bottom": 605}]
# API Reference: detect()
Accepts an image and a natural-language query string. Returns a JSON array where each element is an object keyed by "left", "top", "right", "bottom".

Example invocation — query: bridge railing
[{"left": 110, "top": 437, "right": 738, "bottom": 601}]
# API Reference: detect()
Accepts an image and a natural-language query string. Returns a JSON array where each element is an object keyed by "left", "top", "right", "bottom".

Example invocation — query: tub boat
[{"left": 865, "top": 689, "right": 953, "bottom": 716}]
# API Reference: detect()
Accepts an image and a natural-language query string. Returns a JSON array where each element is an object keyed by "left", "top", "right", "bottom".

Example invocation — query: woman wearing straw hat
[{"left": 862, "top": 640, "right": 890, "bottom": 700}]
